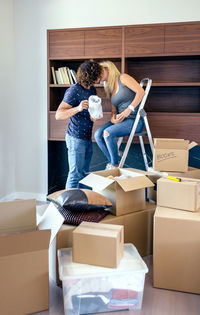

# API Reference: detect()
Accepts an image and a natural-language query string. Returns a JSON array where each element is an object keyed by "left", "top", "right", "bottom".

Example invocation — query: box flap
[
  {"left": 36, "top": 204, "right": 49, "bottom": 223},
  {"left": 116, "top": 175, "right": 154, "bottom": 192},
  {"left": 0, "top": 199, "right": 36, "bottom": 235},
  {"left": 154, "top": 138, "right": 189, "bottom": 150},
  {"left": 0, "top": 230, "right": 51, "bottom": 257},
  {"left": 80, "top": 173, "right": 114, "bottom": 190},
  {"left": 37, "top": 202, "right": 64, "bottom": 245}
]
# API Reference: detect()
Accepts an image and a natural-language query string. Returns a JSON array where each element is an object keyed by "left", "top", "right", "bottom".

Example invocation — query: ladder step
[{"left": 135, "top": 131, "right": 148, "bottom": 136}]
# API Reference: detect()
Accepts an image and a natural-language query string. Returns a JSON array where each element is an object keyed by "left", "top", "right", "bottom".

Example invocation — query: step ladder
[{"left": 118, "top": 78, "right": 154, "bottom": 170}]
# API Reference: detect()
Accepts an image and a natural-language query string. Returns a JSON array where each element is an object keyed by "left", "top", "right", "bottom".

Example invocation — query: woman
[
  {"left": 94, "top": 61, "right": 145, "bottom": 169},
  {"left": 55, "top": 60, "right": 102, "bottom": 188}
]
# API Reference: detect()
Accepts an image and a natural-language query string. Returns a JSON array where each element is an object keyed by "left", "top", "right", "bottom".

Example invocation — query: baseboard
[{"left": 0, "top": 191, "right": 47, "bottom": 202}]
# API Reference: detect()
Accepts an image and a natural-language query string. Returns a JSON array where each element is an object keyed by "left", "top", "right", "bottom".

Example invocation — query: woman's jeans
[
  {"left": 65, "top": 134, "right": 93, "bottom": 188},
  {"left": 94, "top": 118, "right": 144, "bottom": 165}
]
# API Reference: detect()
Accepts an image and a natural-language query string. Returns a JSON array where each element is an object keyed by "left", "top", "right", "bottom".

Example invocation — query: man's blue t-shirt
[{"left": 62, "top": 83, "right": 96, "bottom": 140}]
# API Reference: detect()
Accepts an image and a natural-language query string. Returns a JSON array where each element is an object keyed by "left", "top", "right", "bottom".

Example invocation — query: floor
[{"left": 34, "top": 256, "right": 200, "bottom": 315}]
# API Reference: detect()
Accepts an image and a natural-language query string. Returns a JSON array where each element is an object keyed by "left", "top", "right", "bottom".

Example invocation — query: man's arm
[{"left": 55, "top": 100, "right": 89, "bottom": 120}]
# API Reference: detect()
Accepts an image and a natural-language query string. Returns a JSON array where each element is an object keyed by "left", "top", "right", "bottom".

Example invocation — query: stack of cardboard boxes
[
  {"left": 0, "top": 200, "right": 64, "bottom": 315},
  {"left": 152, "top": 138, "right": 200, "bottom": 294},
  {"left": 56, "top": 168, "right": 157, "bottom": 284}
]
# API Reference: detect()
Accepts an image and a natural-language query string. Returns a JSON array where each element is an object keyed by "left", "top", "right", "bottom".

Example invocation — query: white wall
[
  {"left": 1, "top": 0, "right": 200, "bottom": 199},
  {"left": 0, "top": 0, "right": 15, "bottom": 200}
]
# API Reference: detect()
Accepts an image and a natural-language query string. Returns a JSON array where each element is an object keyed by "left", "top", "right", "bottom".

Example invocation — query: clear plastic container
[{"left": 58, "top": 243, "right": 148, "bottom": 315}]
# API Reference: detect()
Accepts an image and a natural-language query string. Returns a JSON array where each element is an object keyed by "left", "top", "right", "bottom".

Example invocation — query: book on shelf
[
  {"left": 58, "top": 68, "right": 64, "bottom": 84},
  {"left": 58, "top": 67, "right": 67, "bottom": 84},
  {"left": 55, "top": 70, "right": 63, "bottom": 84},
  {"left": 66, "top": 67, "right": 74, "bottom": 84},
  {"left": 51, "top": 66, "right": 57, "bottom": 84},
  {"left": 51, "top": 66, "right": 77, "bottom": 85},
  {"left": 62, "top": 67, "right": 70, "bottom": 84},
  {"left": 70, "top": 69, "right": 77, "bottom": 83}
]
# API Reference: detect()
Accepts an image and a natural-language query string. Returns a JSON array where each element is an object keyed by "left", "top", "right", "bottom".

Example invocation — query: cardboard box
[
  {"left": 153, "top": 138, "right": 197, "bottom": 172},
  {"left": 58, "top": 244, "right": 148, "bottom": 314},
  {"left": 157, "top": 177, "right": 200, "bottom": 212},
  {"left": 126, "top": 167, "right": 159, "bottom": 203},
  {"left": 0, "top": 199, "right": 64, "bottom": 315},
  {"left": 56, "top": 202, "right": 156, "bottom": 285},
  {"left": 72, "top": 221, "right": 124, "bottom": 268},
  {"left": 80, "top": 168, "right": 154, "bottom": 216},
  {"left": 147, "top": 166, "right": 200, "bottom": 203},
  {"left": 153, "top": 206, "right": 200, "bottom": 294}
]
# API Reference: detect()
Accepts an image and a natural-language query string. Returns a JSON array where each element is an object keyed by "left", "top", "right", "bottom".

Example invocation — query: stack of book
[{"left": 51, "top": 66, "right": 77, "bottom": 85}]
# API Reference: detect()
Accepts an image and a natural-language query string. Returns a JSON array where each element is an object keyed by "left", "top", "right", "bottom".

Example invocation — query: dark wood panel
[
  {"left": 49, "top": 113, "right": 67, "bottom": 140},
  {"left": 125, "top": 25, "right": 164, "bottom": 56},
  {"left": 50, "top": 87, "right": 66, "bottom": 111},
  {"left": 148, "top": 112, "right": 200, "bottom": 143},
  {"left": 145, "top": 86, "right": 200, "bottom": 113},
  {"left": 49, "top": 112, "right": 111, "bottom": 141},
  {"left": 85, "top": 28, "right": 122, "bottom": 57},
  {"left": 126, "top": 56, "right": 200, "bottom": 83},
  {"left": 165, "top": 23, "right": 200, "bottom": 54},
  {"left": 96, "top": 87, "right": 111, "bottom": 112},
  {"left": 49, "top": 31, "right": 84, "bottom": 58}
]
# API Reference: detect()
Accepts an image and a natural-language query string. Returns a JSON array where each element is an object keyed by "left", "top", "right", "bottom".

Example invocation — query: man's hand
[{"left": 77, "top": 100, "right": 89, "bottom": 112}]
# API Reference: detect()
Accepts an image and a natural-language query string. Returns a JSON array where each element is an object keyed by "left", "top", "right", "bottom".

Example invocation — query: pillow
[
  {"left": 47, "top": 189, "right": 112, "bottom": 212},
  {"left": 57, "top": 206, "right": 109, "bottom": 226}
]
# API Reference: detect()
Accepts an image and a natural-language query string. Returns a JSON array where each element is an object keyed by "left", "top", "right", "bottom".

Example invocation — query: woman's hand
[
  {"left": 115, "top": 108, "right": 132, "bottom": 122},
  {"left": 77, "top": 100, "right": 89, "bottom": 112}
]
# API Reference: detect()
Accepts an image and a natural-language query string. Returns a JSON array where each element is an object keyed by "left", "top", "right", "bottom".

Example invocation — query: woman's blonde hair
[{"left": 99, "top": 61, "right": 120, "bottom": 98}]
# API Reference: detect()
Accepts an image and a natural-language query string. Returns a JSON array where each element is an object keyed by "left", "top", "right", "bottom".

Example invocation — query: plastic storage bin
[{"left": 58, "top": 243, "right": 148, "bottom": 315}]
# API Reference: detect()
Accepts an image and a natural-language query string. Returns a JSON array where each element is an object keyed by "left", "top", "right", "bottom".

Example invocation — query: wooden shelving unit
[{"left": 47, "top": 21, "right": 200, "bottom": 143}]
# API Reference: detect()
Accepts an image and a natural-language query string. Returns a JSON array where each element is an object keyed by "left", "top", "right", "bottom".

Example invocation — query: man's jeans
[
  {"left": 65, "top": 134, "right": 93, "bottom": 188},
  {"left": 94, "top": 118, "right": 144, "bottom": 165}
]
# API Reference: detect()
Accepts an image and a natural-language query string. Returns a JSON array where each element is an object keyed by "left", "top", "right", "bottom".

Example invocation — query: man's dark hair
[{"left": 77, "top": 60, "right": 102, "bottom": 88}]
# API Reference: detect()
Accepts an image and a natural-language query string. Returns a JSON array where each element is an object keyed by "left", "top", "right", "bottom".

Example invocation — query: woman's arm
[
  {"left": 55, "top": 100, "right": 89, "bottom": 120},
  {"left": 116, "top": 73, "right": 145, "bottom": 121}
]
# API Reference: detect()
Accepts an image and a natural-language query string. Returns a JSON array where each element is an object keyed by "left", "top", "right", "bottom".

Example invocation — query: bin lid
[{"left": 58, "top": 243, "right": 148, "bottom": 280}]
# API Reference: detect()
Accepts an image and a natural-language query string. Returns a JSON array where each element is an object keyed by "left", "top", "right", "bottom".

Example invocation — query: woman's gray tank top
[{"left": 110, "top": 76, "right": 138, "bottom": 119}]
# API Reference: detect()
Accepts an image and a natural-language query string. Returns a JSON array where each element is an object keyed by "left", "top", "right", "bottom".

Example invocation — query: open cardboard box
[
  {"left": 80, "top": 168, "right": 154, "bottom": 216},
  {"left": 0, "top": 199, "right": 64, "bottom": 315},
  {"left": 157, "top": 177, "right": 200, "bottom": 212},
  {"left": 153, "top": 138, "right": 197, "bottom": 172}
]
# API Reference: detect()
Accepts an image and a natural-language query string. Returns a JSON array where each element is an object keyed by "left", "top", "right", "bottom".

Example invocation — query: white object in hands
[{"left": 88, "top": 95, "right": 103, "bottom": 119}]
